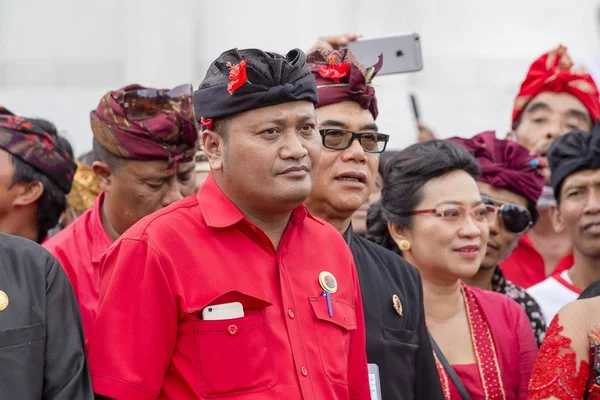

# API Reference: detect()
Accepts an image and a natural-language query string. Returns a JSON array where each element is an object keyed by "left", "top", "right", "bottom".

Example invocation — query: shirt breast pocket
[
  {"left": 382, "top": 326, "right": 419, "bottom": 390},
  {"left": 193, "top": 300, "right": 277, "bottom": 398},
  {"left": 309, "top": 296, "right": 357, "bottom": 385},
  {"left": 0, "top": 322, "right": 46, "bottom": 388}
]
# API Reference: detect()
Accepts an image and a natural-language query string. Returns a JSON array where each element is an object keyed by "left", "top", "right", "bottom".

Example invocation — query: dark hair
[
  {"left": 78, "top": 150, "right": 95, "bottom": 165},
  {"left": 512, "top": 114, "right": 522, "bottom": 131},
  {"left": 92, "top": 138, "right": 124, "bottom": 171},
  {"left": 9, "top": 119, "right": 73, "bottom": 243},
  {"left": 579, "top": 280, "right": 600, "bottom": 299},
  {"left": 378, "top": 150, "right": 398, "bottom": 177},
  {"left": 527, "top": 199, "right": 540, "bottom": 227},
  {"left": 366, "top": 140, "right": 480, "bottom": 254},
  {"left": 212, "top": 116, "right": 232, "bottom": 142}
]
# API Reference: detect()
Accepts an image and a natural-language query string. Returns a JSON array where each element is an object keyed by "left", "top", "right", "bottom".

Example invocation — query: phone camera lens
[{"left": 208, "top": 307, "right": 213, "bottom": 312}]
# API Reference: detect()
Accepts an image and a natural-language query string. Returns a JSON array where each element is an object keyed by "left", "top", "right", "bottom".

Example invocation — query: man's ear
[
  {"left": 549, "top": 203, "right": 566, "bottom": 233},
  {"left": 203, "top": 130, "right": 224, "bottom": 172},
  {"left": 92, "top": 161, "right": 113, "bottom": 192},
  {"left": 12, "top": 181, "right": 44, "bottom": 206}
]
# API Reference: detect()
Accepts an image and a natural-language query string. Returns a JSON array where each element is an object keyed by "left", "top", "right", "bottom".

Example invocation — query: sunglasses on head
[
  {"left": 319, "top": 129, "right": 390, "bottom": 153},
  {"left": 119, "top": 84, "right": 194, "bottom": 121},
  {"left": 481, "top": 195, "right": 532, "bottom": 234}
]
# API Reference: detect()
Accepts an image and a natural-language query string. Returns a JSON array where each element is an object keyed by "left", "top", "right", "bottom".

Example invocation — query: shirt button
[
  {"left": 228, "top": 325, "right": 238, "bottom": 335},
  {"left": 288, "top": 309, "right": 295, "bottom": 319},
  {"left": 301, "top": 366, "right": 308, "bottom": 376}
]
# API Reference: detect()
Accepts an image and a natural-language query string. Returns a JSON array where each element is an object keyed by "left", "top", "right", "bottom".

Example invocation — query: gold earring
[{"left": 398, "top": 240, "right": 411, "bottom": 251}]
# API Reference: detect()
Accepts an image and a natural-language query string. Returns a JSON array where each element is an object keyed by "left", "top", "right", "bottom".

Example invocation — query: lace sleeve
[
  {"left": 588, "top": 327, "right": 600, "bottom": 398},
  {"left": 528, "top": 315, "right": 590, "bottom": 400}
]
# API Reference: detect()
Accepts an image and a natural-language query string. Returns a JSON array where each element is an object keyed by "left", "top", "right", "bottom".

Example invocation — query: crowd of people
[{"left": 0, "top": 33, "right": 599, "bottom": 400}]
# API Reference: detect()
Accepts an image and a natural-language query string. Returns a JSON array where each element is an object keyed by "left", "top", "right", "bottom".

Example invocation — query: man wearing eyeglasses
[
  {"left": 43, "top": 84, "right": 198, "bottom": 341},
  {"left": 304, "top": 49, "right": 443, "bottom": 400},
  {"left": 527, "top": 129, "right": 600, "bottom": 323},
  {"left": 87, "top": 48, "right": 370, "bottom": 400},
  {"left": 449, "top": 131, "right": 547, "bottom": 346}
]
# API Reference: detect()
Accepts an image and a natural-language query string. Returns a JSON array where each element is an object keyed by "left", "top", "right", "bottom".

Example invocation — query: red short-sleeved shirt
[
  {"left": 87, "top": 175, "right": 370, "bottom": 400},
  {"left": 500, "top": 234, "right": 573, "bottom": 289},
  {"left": 43, "top": 193, "right": 112, "bottom": 341}
]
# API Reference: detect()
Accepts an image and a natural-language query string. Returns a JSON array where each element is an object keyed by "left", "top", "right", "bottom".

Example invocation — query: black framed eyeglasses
[
  {"left": 319, "top": 129, "right": 390, "bottom": 153},
  {"left": 481, "top": 195, "right": 533, "bottom": 234}
]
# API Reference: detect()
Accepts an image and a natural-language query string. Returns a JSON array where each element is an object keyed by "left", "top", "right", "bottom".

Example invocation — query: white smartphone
[
  {"left": 346, "top": 33, "right": 423, "bottom": 76},
  {"left": 202, "top": 302, "right": 244, "bottom": 321},
  {"left": 368, "top": 364, "right": 382, "bottom": 400}
]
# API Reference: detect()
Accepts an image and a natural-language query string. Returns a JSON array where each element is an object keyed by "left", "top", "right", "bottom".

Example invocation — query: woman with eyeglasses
[
  {"left": 448, "top": 131, "right": 547, "bottom": 347},
  {"left": 367, "top": 140, "right": 537, "bottom": 399}
]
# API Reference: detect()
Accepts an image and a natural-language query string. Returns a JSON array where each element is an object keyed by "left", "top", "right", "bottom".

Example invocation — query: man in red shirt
[
  {"left": 88, "top": 48, "right": 370, "bottom": 400},
  {"left": 501, "top": 45, "right": 600, "bottom": 288},
  {"left": 43, "top": 84, "right": 198, "bottom": 340}
]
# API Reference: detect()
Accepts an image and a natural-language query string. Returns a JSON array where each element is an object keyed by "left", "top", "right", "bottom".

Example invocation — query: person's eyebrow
[
  {"left": 177, "top": 165, "right": 195, "bottom": 175},
  {"left": 480, "top": 194, "right": 502, "bottom": 205},
  {"left": 319, "top": 120, "right": 379, "bottom": 132},
  {"left": 434, "top": 200, "right": 483, "bottom": 207},
  {"left": 263, "top": 118, "right": 286, "bottom": 126},
  {"left": 252, "top": 115, "right": 316, "bottom": 129},
  {"left": 359, "top": 123, "right": 379, "bottom": 131},
  {"left": 563, "top": 183, "right": 587, "bottom": 192},
  {"left": 298, "top": 114, "right": 316, "bottom": 123},
  {"left": 140, "top": 174, "right": 170, "bottom": 182},
  {"left": 524, "top": 102, "right": 551, "bottom": 114},
  {"left": 565, "top": 109, "right": 592, "bottom": 126},
  {"left": 319, "top": 119, "right": 348, "bottom": 129}
]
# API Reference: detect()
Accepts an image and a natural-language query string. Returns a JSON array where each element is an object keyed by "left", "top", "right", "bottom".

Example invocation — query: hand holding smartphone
[{"left": 346, "top": 33, "right": 423, "bottom": 75}]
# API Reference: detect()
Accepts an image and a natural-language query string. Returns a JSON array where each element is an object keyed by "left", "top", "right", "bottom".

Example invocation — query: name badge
[{"left": 368, "top": 363, "right": 382, "bottom": 400}]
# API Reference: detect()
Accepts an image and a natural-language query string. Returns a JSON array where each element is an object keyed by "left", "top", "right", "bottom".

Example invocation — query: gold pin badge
[
  {"left": 392, "top": 294, "right": 403, "bottom": 316},
  {"left": 0, "top": 290, "right": 9, "bottom": 312},
  {"left": 318, "top": 271, "right": 338, "bottom": 293}
]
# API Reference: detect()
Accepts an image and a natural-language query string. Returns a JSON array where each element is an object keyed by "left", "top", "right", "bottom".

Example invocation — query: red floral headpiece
[
  {"left": 307, "top": 49, "right": 383, "bottom": 119},
  {"left": 318, "top": 55, "right": 351, "bottom": 83},
  {"left": 226, "top": 60, "right": 249, "bottom": 95}
]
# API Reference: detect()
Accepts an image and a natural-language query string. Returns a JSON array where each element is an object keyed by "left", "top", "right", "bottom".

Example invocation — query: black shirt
[
  {"left": 0, "top": 233, "right": 93, "bottom": 400},
  {"left": 344, "top": 229, "right": 444, "bottom": 399}
]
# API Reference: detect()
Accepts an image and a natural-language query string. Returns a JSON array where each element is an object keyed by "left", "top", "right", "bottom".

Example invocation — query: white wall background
[{"left": 1, "top": 0, "right": 599, "bottom": 156}]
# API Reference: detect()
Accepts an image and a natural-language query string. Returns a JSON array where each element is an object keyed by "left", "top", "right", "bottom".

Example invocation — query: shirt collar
[
  {"left": 491, "top": 266, "right": 507, "bottom": 292},
  {"left": 343, "top": 224, "right": 353, "bottom": 246},
  {"left": 197, "top": 173, "right": 319, "bottom": 228},
  {"left": 90, "top": 192, "right": 114, "bottom": 264},
  {"left": 518, "top": 233, "right": 537, "bottom": 252}
]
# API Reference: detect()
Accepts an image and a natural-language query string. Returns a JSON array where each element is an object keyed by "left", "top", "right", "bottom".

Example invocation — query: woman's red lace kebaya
[{"left": 528, "top": 316, "right": 593, "bottom": 399}]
